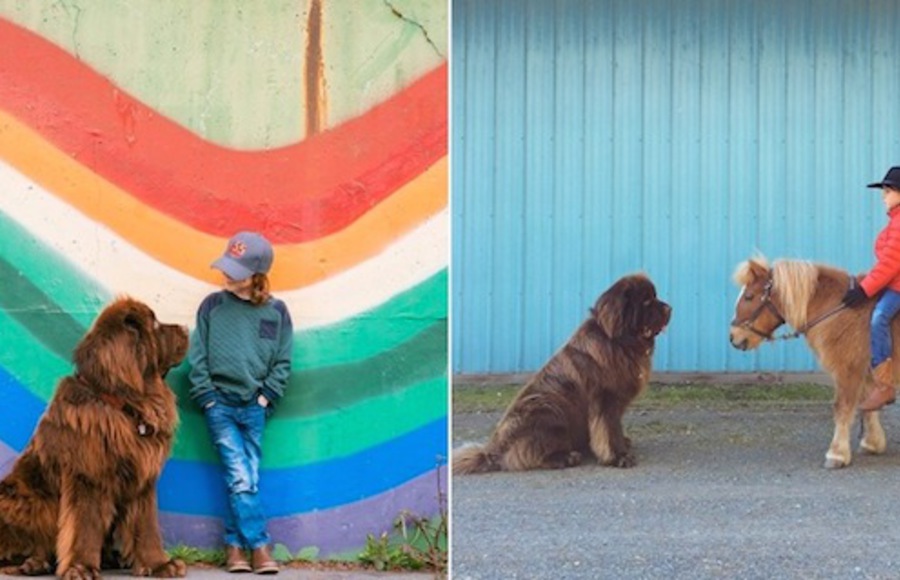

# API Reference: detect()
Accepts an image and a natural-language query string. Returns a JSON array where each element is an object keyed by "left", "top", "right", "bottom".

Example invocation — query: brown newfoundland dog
[
  {"left": 454, "top": 274, "right": 671, "bottom": 474},
  {"left": 0, "top": 297, "right": 188, "bottom": 579}
]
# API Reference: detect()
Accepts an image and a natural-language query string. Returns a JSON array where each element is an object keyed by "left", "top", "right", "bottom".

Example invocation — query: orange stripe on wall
[{"left": 0, "top": 110, "right": 447, "bottom": 290}]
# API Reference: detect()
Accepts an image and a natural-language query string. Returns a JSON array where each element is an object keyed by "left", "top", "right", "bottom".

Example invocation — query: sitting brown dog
[
  {"left": 454, "top": 274, "right": 671, "bottom": 473},
  {"left": 0, "top": 298, "right": 188, "bottom": 579}
]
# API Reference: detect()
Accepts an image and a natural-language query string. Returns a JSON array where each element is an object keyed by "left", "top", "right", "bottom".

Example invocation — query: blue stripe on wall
[
  {"left": 158, "top": 419, "right": 447, "bottom": 517},
  {"left": 0, "top": 370, "right": 447, "bottom": 516},
  {"left": 0, "top": 366, "right": 47, "bottom": 450}
]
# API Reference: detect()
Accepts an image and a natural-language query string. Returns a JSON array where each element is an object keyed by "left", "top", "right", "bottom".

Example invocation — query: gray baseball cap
[{"left": 211, "top": 231, "right": 273, "bottom": 280}]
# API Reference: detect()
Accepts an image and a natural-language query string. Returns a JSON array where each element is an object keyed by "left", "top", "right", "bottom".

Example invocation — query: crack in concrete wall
[
  {"left": 61, "top": 1, "right": 85, "bottom": 60},
  {"left": 383, "top": 0, "right": 444, "bottom": 59}
]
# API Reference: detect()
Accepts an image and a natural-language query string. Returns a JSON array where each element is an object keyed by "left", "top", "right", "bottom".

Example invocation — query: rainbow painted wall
[{"left": 0, "top": 1, "right": 447, "bottom": 558}]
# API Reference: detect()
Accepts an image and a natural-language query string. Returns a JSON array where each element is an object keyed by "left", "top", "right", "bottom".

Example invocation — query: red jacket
[{"left": 861, "top": 205, "right": 900, "bottom": 296}]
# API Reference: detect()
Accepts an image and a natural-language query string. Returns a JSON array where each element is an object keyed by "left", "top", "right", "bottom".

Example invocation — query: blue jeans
[
  {"left": 871, "top": 289, "right": 900, "bottom": 368},
  {"left": 204, "top": 401, "right": 270, "bottom": 549}
]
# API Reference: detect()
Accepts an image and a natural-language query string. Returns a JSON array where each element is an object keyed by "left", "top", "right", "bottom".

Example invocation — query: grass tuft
[{"left": 452, "top": 381, "right": 834, "bottom": 413}]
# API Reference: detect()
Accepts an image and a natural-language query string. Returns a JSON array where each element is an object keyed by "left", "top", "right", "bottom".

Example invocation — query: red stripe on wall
[{"left": 0, "top": 18, "right": 447, "bottom": 243}]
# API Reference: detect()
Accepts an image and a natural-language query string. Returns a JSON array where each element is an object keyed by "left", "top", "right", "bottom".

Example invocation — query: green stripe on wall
[
  {"left": 295, "top": 269, "right": 447, "bottom": 368},
  {"left": 1, "top": 212, "right": 447, "bottom": 370},
  {"left": 4, "top": 313, "right": 445, "bottom": 420},
  {"left": 165, "top": 318, "right": 445, "bottom": 416},
  {"left": 1, "top": 299, "right": 448, "bottom": 467},
  {"left": 287, "top": 320, "right": 446, "bottom": 415},
  {"left": 0, "top": 255, "right": 85, "bottom": 361},
  {"left": 172, "top": 374, "right": 448, "bottom": 467},
  {"left": 0, "top": 308, "right": 71, "bottom": 400},
  {"left": 0, "top": 210, "right": 109, "bottom": 328}
]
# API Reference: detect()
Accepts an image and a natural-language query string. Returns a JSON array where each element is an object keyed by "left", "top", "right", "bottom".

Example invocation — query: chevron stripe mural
[{"left": 0, "top": 1, "right": 447, "bottom": 559}]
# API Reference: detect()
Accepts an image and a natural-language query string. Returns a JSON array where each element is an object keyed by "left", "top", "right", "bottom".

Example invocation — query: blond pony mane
[
  {"left": 771, "top": 260, "right": 818, "bottom": 329},
  {"left": 732, "top": 256, "right": 768, "bottom": 286}
]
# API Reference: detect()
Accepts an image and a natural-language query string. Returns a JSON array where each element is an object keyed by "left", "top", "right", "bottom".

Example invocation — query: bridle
[
  {"left": 731, "top": 275, "right": 848, "bottom": 342},
  {"left": 731, "top": 277, "right": 786, "bottom": 341}
]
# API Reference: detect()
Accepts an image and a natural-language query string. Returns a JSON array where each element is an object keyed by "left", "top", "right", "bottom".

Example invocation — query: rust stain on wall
[{"left": 305, "top": 0, "right": 325, "bottom": 136}]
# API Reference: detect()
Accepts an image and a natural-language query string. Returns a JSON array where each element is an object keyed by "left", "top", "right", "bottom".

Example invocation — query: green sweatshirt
[{"left": 188, "top": 290, "right": 293, "bottom": 410}]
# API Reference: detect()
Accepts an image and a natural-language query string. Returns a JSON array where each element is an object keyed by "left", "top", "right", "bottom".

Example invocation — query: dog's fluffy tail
[{"left": 452, "top": 444, "right": 500, "bottom": 475}]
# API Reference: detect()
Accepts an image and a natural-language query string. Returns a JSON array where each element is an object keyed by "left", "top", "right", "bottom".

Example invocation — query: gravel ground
[{"left": 451, "top": 401, "right": 900, "bottom": 579}]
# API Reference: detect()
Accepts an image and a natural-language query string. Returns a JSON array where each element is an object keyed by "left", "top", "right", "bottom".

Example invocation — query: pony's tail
[{"left": 452, "top": 444, "right": 501, "bottom": 475}]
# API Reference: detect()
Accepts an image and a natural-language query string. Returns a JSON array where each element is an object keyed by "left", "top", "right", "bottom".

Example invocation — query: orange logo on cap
[{"left": 228, "top": 241, "right": 247, "bottom": 258}]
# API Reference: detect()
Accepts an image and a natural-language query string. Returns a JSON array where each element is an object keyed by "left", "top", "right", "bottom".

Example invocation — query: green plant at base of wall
[
  {"left": 165, "top": 462, "right": 447, "bottom": 574},
  {"left": 358, "top": 461, "right": 448, "bottom": 574},
  {"left": 271, "top": 544, "right": 319, "bottom": 562},
  {"left": 166, "top": 545, "right": 226, "bottom": 566}
]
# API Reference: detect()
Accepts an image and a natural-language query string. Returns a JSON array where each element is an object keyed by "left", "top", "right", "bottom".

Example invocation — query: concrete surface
[{"left": 452, "top": 400, "right": 900, "bottom": 579}]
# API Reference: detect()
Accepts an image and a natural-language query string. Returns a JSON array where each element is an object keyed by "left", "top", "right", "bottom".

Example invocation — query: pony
[{"left": 729, "top": 256, "right": 895, "bottom": 469}]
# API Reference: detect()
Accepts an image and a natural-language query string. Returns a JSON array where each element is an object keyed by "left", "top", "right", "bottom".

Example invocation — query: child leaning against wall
[{"left": 187, "top": 231, "right": 294, "bottom": 575}]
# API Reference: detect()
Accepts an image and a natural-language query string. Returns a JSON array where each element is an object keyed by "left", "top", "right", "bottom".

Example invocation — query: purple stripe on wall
[
  {"left": 0, "top": 441, "right": 15, "bottom": 476},
  {"left": 160, "top": 468, "right": 447, "bottom": 557},
  {"left": 2, "top": 444, "right": 446, "bottom": 558}
]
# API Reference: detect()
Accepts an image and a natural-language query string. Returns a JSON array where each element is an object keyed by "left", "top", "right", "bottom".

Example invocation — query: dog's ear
[
  {"left": 155, "top": 324, "right": 188, "bottom": 372},
  {"left": 594, "top": 276, "right": 652, "bottom": 337},
  {"left": 74, "top": 304, "right": 153, "bottom": 392},
  {"left": 594, "top": 283, "right": 628, "bottom": 338},
  {"left": 123, "top": 311, "right": 144, "bottom": 334}
]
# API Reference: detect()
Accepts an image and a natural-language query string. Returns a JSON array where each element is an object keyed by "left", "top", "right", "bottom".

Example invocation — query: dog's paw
[
  {"left": 132, "top": 558, "right": 187, "bottom": 578},
  {"left": 151, "top": 558, "right": 187, "bottom": 578},
  {"left": 59, "top": 563, "right": 101, "bottom": 580},
  {"left": 614, "top": 452, "right": 636, "bottom": 468},
  {"left": 19, "top": 556, "right": 53, "bottom": 576}
]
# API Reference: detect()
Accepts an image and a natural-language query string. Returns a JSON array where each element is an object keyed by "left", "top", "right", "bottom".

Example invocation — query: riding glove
[{"left": 841, "top": 282, "right": 868, "bottom": 307}]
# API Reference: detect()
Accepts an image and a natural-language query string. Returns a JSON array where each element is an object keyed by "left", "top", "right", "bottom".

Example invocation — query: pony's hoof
[
  {"left": 859, "top": 441, "right": 886, "bottom": 455},
  {"left": 824, "top": 456, "right": 849, "bottom": 469}
]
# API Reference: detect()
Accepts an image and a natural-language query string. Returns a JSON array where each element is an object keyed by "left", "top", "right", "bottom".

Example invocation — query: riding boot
[{"left": 859, "top": 358, "right": 897, "bottom": 412}]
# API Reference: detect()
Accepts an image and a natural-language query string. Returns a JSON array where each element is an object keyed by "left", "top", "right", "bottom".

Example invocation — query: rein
[
  {"left": 769, "top": 302, "right": 847, "bottom": 341},
  {"left": 733, "top": 276, "right": 848, "bottom": 342}
]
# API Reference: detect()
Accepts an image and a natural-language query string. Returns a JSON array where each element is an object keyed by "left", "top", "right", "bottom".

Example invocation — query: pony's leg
[
  {"left": 825, "top": 377, "right": 860, "bottom": 469},
  {"left": 859, "top": 410, "right": 887, "bottom": 454}
]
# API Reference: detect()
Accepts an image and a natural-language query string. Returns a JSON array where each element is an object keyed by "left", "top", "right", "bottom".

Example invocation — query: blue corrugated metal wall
[{"left": 452, "top": 0, "right": 900, "bottom": 374}]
